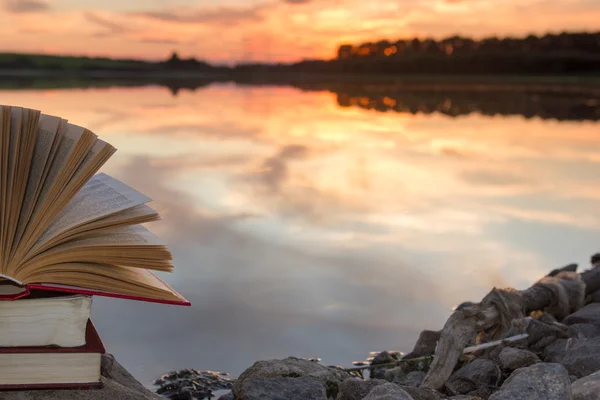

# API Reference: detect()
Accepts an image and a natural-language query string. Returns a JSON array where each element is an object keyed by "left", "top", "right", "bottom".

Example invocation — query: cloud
[
  {"left": 460, "top": 169, "right": 536, "bottom": 188},
  {"left": 84, "top": 12, "right": 130, "bottom": 35},
  {"left": 91, "top": 152, "right": 552, "bottom": 383},
  {"left": 131, "top": 6, "right": 265, "bottom": 25},
  {"left": 4, "top": 0, "right": 49, "bottom": 13},
  {"left": 258, "top": 145, "right": 310, "bottom": 192},
  {"left": 283, "top": 0, "right": 312, "bottom": 3},
  {"left": 92, "top": 155, "right": 451, "bottom": 381},
  {"left": 138, "top": 38, "right": 181, "bottom": 45}
]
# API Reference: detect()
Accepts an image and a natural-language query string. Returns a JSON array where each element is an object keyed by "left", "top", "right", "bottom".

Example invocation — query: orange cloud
[{"left": 3, "top": 0, "right": 49, "bottom": 13}]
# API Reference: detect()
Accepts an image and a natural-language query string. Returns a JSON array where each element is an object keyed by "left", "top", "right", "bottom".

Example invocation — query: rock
[
  {"left": 466, "top": 386, "right": 493, "bottom": 399},
  {"left": 218, "top": 392, "right": 234, "bottom": 400},
  {"left": 447, "top": 359, "right": 501, "bottom": 394},
  {"left": 153, "top": 368, "right": 232, "bottom": 398},
  {"left": 527, "top": 319, "right": 568, "bottom": 348},
  {"left": 544, "top": 338, "right": 568, "bottom": 362},
  {"left": 562, "top": 337, "right": 600, "bottom": 378},
  {"left": 568, "top": 323, "right": 600, "bottom": 339},
  {"left": 449, "top": 397, "right": 483, "bottom": 400},
  {"left": 383, "top": 366, "right": 404, "bottom": 383},
  {"left": 233, "top": 357, "right": 349, "bottom": 399},
  {"left": 539, "top": 312, "right": 559, "bottom": 324},
  {"left": 370, "top": 351, "right": 401, "bottom": 379},
  {"left": 498, "top": 347, "right": 540, "bottom": 370},
  {"left": 587, "top": 289, "right": 600, "bottom": 303},
  {"left": 572, "top": 370, "right": 600, "bottom": 400},
  {"left": 336, "top": 378, "right": 386, "bottom": 400},
  {"left": 385, "top": 368, "right": 426, "bottom": 387},
  {"left": 403, "top": 330, "right": 440, "bottom": 359},
  {"left": 401, "top": 371, "right": 426, "bottom": 387},
  {"left": 0, "top": 354, "right": 161, "bottom": 399},
  {"left": 237, "top": 376, "right": 328, "bottom": 400},
  {"left": 531, "top": 335, "right": 557, "bottom": 352},
  {"left": 564, "top": 304, "right": 600, "bottom": 329},
  {"left": 363, "top": 383, "right": 414, "bottom": 400},
  {"left": 401, "top": 386, "right": 442, "bottom": 400},
  {"left": 489, "top": 363, "right": 572, "bottom": 400}
]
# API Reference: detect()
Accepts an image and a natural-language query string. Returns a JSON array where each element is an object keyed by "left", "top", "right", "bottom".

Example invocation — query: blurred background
[{"left": 1, "top": 0, "right": 600, "bottom": 389}]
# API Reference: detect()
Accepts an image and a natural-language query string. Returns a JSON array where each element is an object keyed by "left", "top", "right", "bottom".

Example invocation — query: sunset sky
[{"left": 1, "top": 0, "right": 599, "bottom": 63}]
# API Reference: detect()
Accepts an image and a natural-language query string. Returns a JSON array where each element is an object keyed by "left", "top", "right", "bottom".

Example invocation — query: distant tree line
[
  {"left": 337, "top": 32, "right": 600, "bottom": 59},
  {"left": 233, "top": 32, "right": 600, "bottom": 76},
  {"left": 1, "top": 32, "right": 599, "bottom": 76},
  {"left": 0, "top": 51, "right": 228, "bottom": 74},
  {"left": 327, "top": 32, "right": 600, "bottom": 75}
]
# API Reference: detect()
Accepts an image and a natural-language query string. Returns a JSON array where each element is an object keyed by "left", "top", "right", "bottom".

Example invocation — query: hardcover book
[
  {"left": 0, "top": 319, "right": 105, "bottom": 389},
  {"left": 0, "top": 105, "right": 189, "bottom": 306}
]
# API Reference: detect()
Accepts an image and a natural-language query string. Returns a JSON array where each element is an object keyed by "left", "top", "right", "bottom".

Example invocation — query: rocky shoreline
[
  {"left": 197, "top": 258, "right": 600, "bottom": 400},
  {"left": 207, "top": 299, "right": 600, "bottom": 400}
]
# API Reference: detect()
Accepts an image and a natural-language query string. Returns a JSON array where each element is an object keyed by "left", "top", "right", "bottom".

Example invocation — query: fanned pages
[{"left": 0, "top": 105, "right": 188, "bottom": 305}]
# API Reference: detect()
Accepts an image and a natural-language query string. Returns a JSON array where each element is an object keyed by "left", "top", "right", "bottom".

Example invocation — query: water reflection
[
  {"left": 1, "top": 84, "right": 599, "bottom": 385},
  {"left": 335, "top": 87, "right": 600, "bottom": 121},
  {"left": 2, "top": 77, "right": 599, "bottom": 121}
]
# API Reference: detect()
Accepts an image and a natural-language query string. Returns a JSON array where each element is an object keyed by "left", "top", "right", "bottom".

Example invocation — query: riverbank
[{"left": 155, "top": 259, "right": 600, "bottom": 399}]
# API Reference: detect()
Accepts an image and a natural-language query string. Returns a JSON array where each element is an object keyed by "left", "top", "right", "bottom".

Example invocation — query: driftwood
[
  {"left": 421, "top": 263, "right": 600, "bottom": 390},
  {"left": 346, "top": 332, "right": 529, "bottom": 374}
]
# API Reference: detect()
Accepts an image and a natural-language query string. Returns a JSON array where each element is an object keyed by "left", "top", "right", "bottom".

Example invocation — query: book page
[
  {"left": 34, "top": 174, "right": 151, "bottom": 250},
  {"left": 34, "top": 124, "right": 86, "bottom": 210},
  {"left": 46, "top": 225, "right": 165, "bottom": 250},
  {"left": 12, "top": 114, "right": 61, "bottom": 253},
  {"left": 23, "top": 263, "right": 183, "bottom": 302},
  {"left": 0, "top": 106, "right": 12, "bottom": 271},
  {"left": 32, "top": 204, "right": 159, "bottom": 256},
  {"left": 3, "top": 108, "right": 40, "bottom": 266},
  {"left": 11, "top": 126, "right": 98, "bottom": 265}
]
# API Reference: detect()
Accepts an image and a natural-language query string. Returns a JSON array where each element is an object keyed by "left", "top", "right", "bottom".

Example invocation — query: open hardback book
[{"left": 0, "top": 105, "right": 188, "bottom": 305}]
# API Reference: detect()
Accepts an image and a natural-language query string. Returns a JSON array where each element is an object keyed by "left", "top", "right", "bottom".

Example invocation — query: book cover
[{"left": 0, "top": 319, "right": 105, "bottom": 390}]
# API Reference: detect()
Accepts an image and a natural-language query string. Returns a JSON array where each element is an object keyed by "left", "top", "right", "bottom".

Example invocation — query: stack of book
[{"left": 0, "top": 105, "right": 189, "bottom": 389}]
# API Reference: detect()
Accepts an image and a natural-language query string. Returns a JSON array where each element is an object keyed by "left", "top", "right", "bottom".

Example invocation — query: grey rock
[
  {"left": 218, "top": 392, "right": 234, "bottom": 400},
  {"left": 383, "top": 366, "right": 405, "bottom": 383},
  {"left": 233, "top": 357, "right": 349, "bottom": 399},
  {"left": 235, "top": 376, "right": 327, "bottom": 400},
  {"left": 527, "top": 319, "right": 568, "bottom": 348},
  {"left": 544, "top": 338, "right": 568, "bottom": 362},
  {"left": 370, "top": 351, "right": 401, "bottom": 379},
  {"left": 363, "top": 383, "right": 414, "bottom": 400},
  {"left": 564, "top": 304, "right": 600, "bottom": 329},
  {"left": 489, "top": 363, "right": 572, "bottom": 400},
  {"left": 401, "top": 371, "right": 426, "bottom": 387},
  {"left": 561, "top": 337, "right": 600, "bottom": 378},
  {"left": 587, "top": 289, "right": 600, "bottom": 304},
  {"left": 572, "top": 370, "right": 600, "bottom": 400},
  {"left": 0, "top": 354, "right": 161, "bottom": 399},
  {"left": 498, "top": 347, "right": 540, "bottom": 370},
  {"left": 336, "top": 378, "right": 386, "bottom": 400},
  {"left": 448, "top": 359, "right": 501, "bottom": 394},
  {"left": 531, "top": 335, "right": 557, "bottom": 352},
  {"left": 401, "top": 386, "right": 442, "bottom": 400},
  {"left": 568, "top": 323, "right": 600, "bottom": 339},
  {"left": 384, "top": 368, "right": 425, "bottom": 387},
  {"left": 403, "top": 330, "right": 440, "bottom": 359},
  {"left": 449, "top": 397, "right": 483, "bottom": 400}
]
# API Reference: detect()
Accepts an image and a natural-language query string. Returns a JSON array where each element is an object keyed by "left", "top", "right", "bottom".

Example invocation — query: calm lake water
[{"left": 2, "top": 83, "right": 600, "bottom": 385}]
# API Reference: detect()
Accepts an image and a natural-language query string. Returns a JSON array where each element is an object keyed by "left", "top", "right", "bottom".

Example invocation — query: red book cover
[
  {"left": 0, "top": 272, "right": 191, "bottom": 306},
  {"left": 0, "top": 319, "right": 105, "bottom": 390}
]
